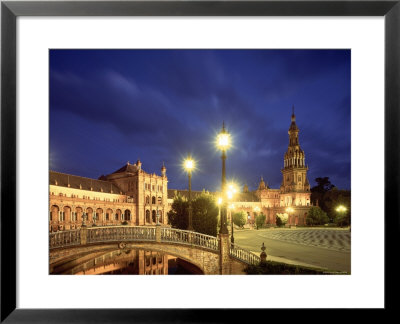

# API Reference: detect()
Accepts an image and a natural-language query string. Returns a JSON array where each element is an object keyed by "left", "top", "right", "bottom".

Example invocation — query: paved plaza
[{"left": 234, "top": 227, "right": 351, "bottom": 273}]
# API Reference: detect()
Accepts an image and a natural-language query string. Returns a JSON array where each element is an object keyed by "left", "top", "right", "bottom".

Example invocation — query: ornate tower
[{"left": 280, "top": 107, "right": 311, "bottom": 207}]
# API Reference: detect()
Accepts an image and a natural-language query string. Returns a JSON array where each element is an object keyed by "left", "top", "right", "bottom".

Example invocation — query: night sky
[{"left": 50, "top": 49, "right": 351, "bottom": 192}]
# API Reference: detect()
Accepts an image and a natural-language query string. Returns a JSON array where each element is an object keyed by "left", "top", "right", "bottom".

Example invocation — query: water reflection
[{"left": 51, "top": 248, "right": 203, "bottom": 275}]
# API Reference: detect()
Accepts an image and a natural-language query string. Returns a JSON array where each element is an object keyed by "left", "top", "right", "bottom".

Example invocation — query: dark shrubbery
[
  {"left": 232, "top": 211, "right": 247, "bottom": 228},
  {"left": 244, "top": 261, "right": 329, "bottom": 275},
  {"left": 168, "top": 192, "right": 218, "bottom": 236}
]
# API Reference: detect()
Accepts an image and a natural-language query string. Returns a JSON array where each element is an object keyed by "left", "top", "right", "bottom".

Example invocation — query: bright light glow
[
  {"left": 216, "top": 133, "right": 231, "bottom": 150},
  {"left": 183, "top": 158, "right": 195, "bottom": 172},
  {"left": 286, "top": 207, "right": 294, "bottom": 213},
  {"left": 336, "top": 205, "right": 347, "bottom": 213},
  {"left": 254, "top": 206, "right": 260, "bottom": 212},
  {"left": 229, "top": 204, "right": 235, "bottom": 209},
  {"left": 217, "top": 197, "right": 222, "bottom": 205},
  {"left": 226, "top": 182, "right": 238, "bottom": 200}
]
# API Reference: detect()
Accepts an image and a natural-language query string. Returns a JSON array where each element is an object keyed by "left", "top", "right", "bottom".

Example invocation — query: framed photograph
[{"left": 1, "top": 0, "right": 398, "bottom": 321}]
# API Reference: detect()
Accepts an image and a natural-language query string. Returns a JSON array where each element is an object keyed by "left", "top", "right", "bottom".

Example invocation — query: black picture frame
[{"left": 1, "top": 0, "right": 398, "bottom": 322}]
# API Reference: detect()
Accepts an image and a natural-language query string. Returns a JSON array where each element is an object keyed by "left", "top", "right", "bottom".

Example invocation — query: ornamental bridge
[{"left": 49, "top": 226, "right": 261, "bottom": 274}]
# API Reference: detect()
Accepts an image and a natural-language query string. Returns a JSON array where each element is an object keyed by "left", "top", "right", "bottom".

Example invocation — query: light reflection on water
[{"left": 51, "top": 248, "right": 203, "bottom": 275}]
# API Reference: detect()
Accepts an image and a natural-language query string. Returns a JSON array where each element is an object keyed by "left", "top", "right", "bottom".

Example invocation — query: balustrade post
[
  {"left": 80, "top": 227, "right": 88, "bottom": 245},
  {"left": 218, "top": 233, "right": 230, "bottom": 274},
  {"left": 155, "top": 225, "right": 161, "bottom": 243},
  {"left": 260, "top": 242, "right": 267, "bottom": 264}
]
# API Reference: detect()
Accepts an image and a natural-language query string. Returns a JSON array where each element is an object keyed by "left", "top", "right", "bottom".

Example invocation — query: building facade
[
  {"left": 50, "top": 111, "right": 312, "bottom": 232},
  {"left": 230, "top": 110, "right": 312, "bottom": 226},
  {"left": 49, "top": 160, "right": 169, "bottom": 232}
]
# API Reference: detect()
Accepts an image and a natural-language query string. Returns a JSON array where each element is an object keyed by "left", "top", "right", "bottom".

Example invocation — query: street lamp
[
  {"left": 226, "top": 182, "right": 238, "bottom": 243},
  {"left": 216, "top": 122, "right": 231, "bottom": 235},
  {"left": 217, "top": 197, "right": 222, "bottom": 228},
  {"left": 335, "top": 205, "right": 348, "bottom": 228},
  {"left": 183, "top": 157, "right": 195, "bottom": 231}
]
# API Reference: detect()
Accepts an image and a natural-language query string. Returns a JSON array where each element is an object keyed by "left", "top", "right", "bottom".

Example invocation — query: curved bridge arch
[{"left": 49, "top": 226, "right": 260, "bottom": 275}]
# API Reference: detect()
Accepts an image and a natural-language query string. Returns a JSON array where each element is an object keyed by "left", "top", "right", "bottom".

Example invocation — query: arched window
[
  {"left": 152, "top": 210, "right": 156, "bottom": 223},
  {"left": 152, "top": 196, "right": 156, "bottom": 204},
  {"left": 159, "top": 211, "right": 163, "bottom": 223},
  {"left": 146, "top": 210, "right": 150, "bottom": 223},
  {"left": 146, "top": 196, "right": 150, "bottom": 204}
]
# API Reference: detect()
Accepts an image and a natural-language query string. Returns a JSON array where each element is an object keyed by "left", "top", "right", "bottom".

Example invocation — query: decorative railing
[
  {"left": 86, "top": 226, "right": 156, "bottom": 244},
  {"left": 49, "top": 226, "right": 260, "bottom": 267},
  {"left": 230, "top": 244, "right": 260, "bottom": 266},
  {"left": 49, "top": 229, "right": 81, "bottom": 249},
  {"left": 161, "top": 228, "right": 219, "bottom": 251}
]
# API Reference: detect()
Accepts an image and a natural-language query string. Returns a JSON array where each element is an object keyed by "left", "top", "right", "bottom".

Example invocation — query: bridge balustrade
[
  {"left": 230, "top": 244, "right": 260, "bottom": 266},
  {"left": 49, "top": 229, "right": 81, "bottom": 249},
  {"left": 86, "top": 226, "right": 156, "bottom": 244},
  {"left": 49, "top": 226, "right": 260, "bottom": 267},
  {"left": 160, "top": 228, "right": 219, "bottom": 251}
]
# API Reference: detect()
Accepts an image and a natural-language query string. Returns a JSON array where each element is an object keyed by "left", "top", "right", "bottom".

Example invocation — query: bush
[
  {"left": 306, "top": 206, "right": 329, "bottom": 226},
  {"left": 255, "top": 213, "right": 266, "bottom": 229},
  {"left": 232, "top": 211, "right": 247, "bottom": 228},
  {"left": 168, "top": 192, "right": 218, "bottom": 236},
  {"left": 276, "top": 213, "right": 287, "bottom": 227},
  {"left": 245, "top": 261, "right": 330, "bottom": 275},
  {"left": 276, "top": 216, "right": 283, "bottom": 227}
]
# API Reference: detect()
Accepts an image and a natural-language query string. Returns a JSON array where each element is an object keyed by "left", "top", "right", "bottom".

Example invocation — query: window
[
  {"left": 106, "top": 213, "right": 109, "bottom": 220},
  {"left": 152, "top": 196, "right": 156, "bottom": 204},
  {"left": 115, "top": 213, "right": 118, "bottom": 220},
  {"left": 158, "top": 197, "right": 162, "bottom": 204}
]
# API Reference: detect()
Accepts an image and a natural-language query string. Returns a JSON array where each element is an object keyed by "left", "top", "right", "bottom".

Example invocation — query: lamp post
[
  {"left": 183, "top": 157, "right": 195, "bottom": 231},
  {"left": 216, "top": 122, "right": 231, "bottom": 235},
  {"left": 217, "top": 197, "right": 222, "bottom": 230},
  {"left": 335, "top": 205, "right": 348, "bottom": 228},
  {"left": 227, "top": 183, "right": 238, "bottom": 244}
]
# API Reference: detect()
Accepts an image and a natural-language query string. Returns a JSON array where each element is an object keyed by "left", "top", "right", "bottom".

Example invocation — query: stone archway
[
  {"left": 63, "top": 206, "right": 72, "bottom": 230},
  {"left": 115, "top": 209, "right": 122, "bottom": 223},
  {"left": 105, "top": 208, "right": 113, "bottom": 223},
  {"left": 95, "top": 208, "right": 104, "bottom": 225},
  {"left": 124, "top": 209, "right": 131, "bottom": 222},
  {"left": 145, "top": 210, "right": 151, "bottom": 224},
  {"left": 86, "top": 207, "right": 94, "bottom": 224}
]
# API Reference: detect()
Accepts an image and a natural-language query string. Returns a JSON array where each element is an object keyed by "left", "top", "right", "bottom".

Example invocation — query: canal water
[{"left": 51, "top": 248, "right": 203, "bottom": 275}]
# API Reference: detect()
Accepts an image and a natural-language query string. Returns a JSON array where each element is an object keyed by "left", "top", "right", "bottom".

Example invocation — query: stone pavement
[{"left": 251, "top": 227, "right": 351, "bottom": 253}]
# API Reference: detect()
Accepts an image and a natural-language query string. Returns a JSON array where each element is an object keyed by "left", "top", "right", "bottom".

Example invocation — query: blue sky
[{"left": 50, "top": 49, "right": 351, "bottom": 191}]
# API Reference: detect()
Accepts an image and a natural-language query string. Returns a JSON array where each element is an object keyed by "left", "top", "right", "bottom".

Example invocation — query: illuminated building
[{"left": 49, "top": 160, "right": 169, "bottom": 231}]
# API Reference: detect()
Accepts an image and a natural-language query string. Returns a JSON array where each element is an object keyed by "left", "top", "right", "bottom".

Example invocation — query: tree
[
  {"left": 167, "top": 194, "right": 189, "bottom": 230},
  {"left": 232, "top": 211, "right": 247, "bottom": 228},
  {"left": 168, "top": 192, "right": 219, "bottom": 236},
  {"left": 255, "top": 213, "right": 266, "bottom": 229},
  {"left": 276, "top": 213, "right": 288, "bottom": 227},
  {"left": 191, "top": 193, "right": 219, "bottom": 236},
  {"left": 276, "top": 216, "right": 283, "bottom": 227},
  {"left": 311, "top": 177, "right": 335, "bottom": 210},
  {"left": 306, "top": 206, "right": 329, "bottom": 226}
]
